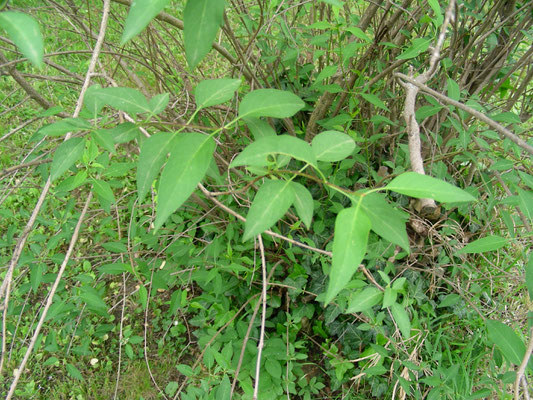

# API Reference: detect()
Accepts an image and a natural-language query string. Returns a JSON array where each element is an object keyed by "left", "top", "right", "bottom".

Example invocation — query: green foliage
[{"left": 0, "top": 11, "right": 43, "bottom": 68}]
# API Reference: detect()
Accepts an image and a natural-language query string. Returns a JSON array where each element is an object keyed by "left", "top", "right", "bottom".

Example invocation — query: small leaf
[
  {"left": 447, "top": 78, "right": 461, "bottom": 101},
  {"left": 385, "top": 172, "right": 476, "bottom": 203},
  {"left": 243, "top": 180, "right": 295, "bottom": 241},
  {"left": 148, "top": 93, "right": 170, "bottom": 115},
  {"left": 382, "top": 287, "right": 397, "bottom": 308},
  {"left": 92, "top": 87, "right": 150, "bottom": 114},
  {"left": 455, "top": 235, "right": 508, "bottom": 255},
  {"left": 346, "top": 287, "right": 383, "bottom": 313},
  {"left": 99, "top": 263, "right": 133, "bottom": 275},
  {"left": 437, "top": 294, "right": 461, "bottom": 308},
  {"left": 0, "top": 12, "right": 43, "bottom": 68},
  {"left": 30, "top": 264, "right": 44, "bottom": 293},
  {"left": 517, "top": 188, "right": 533, "bottom": 221},
  {"left": 290, "top": 182, "right": 313, "bottom": 229},
  {"left": 325, "top": 206, "right": 371, "bottom": 304},
  {"left": 391, "top": 303, "right": 411, "bottom": 339},
  {"left": 101, "top": 242, "right": 127, "bottom": 253},
  {"left": 397, "top": 38, "right": 431, "bottom": 60},
  {"left": 50, "top": 138, "right": 85, "bottom": 182},
  {"left": 155, "top": 133, "right": 214, "bottom": 231},
  {"left": 109, "top": 123, "right": 140, "bottom": 144},
  {"left": 360, "top": 193, "right": 409, "bottom": 252},
  {"left": 486, "top": 320, "right": 526, "bottom": 366},
  {"left": 66, "top": 363, "right": 84, "bottom": 381},
  {"left": 265, "top": 359, "right": 282, "bottom": 378},
  {"left": 90, "top": 179, "right": 115, "bottom": 204},
  {"left": 80, "top": 286, "right": 108, "bottom": 316},
  {"left": 138, "top": 285, "right": 148, "bottom": 309},
  {"left": 176, "top": 364, "right": 194, "bottom": 377},
  {"left": 238, "top": 89, "right": 305, "bottom": 118},
  {"left": 311, "top": 131, "right": 356, "bottom": 162},
  {"left": 243, "top": 117, "right": 276, "bottom": 140},
  {"left": 216, "top": 375, "right": 231, "bottom": 400},
  {"left": 137, "top": 132, "right": 177, "bottom": 202},
  {"left": 231, "top": 135, "right": 317, "bottom": 169},
  {"left": 194, "top": 79, "right": 241, "bottom": 109},
  {"left": 121, "top": 0, "right": 171, "bottom": 44},
  {"left": 361, "top": 93, "right": 389, "bottom": 111},
  {"left": 184, "top": 0, "right": 225, "bottom": 69},
  {"left": 526, "top": 253, "right": 533, "bottom": 300}
]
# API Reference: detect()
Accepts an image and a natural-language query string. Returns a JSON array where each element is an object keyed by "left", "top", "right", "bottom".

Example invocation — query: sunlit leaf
[
  {"left": 325, "top": 205, "right": 371, "bottom": 304},
  {"left": 397, "top": 38, "right": 431, "bottom": 60},
  {"left": 486, "top": 320, "right": 526, "bottom": 366},
  {"left": 154, "top": 133, "right": 214, "bottom": 231},
  {"left": 194, "top": 79, "right": 241, "bottom": 109},
  {"left": 347, "top": 287, "right": 383, "bottom": 313},
  {"left": 243, "top": 117, "right": 276, "bottom": 140},
  {"left": 243, "top": 179, "right": 295, "bottom": 241},
  {"left": 455, "top": 235, "right": 508, "bottom": 255},
  {"left": 311, "top": 131, "right": 356, "bottom": 162},
  {"left": 385, "top": 172, "right": 476, "bottom": 202},
  {"left": 184, "top": 0, "right": 225, "bottom": 69},
  {"left": 391, "top": 303, "right": 411, "bottom": 339},
  {"left": 0, "top": 11, "right": 43, "bottom": 68},
  {"left": 121, "top": 0, "right": 171, "bottom": 44},
  {"left": 148, "top": 93, "right": 170, "bottom": 115},
  {"left": 290, "top": 182, "right": 313, "bottom": 229},
  {"left": 50, "top": 137, "right": 85, "bottom": 182},
  {"left": 91, "top": 87, "right": 150, "bottom": 114},
  {"left": 238, "top": 89, "right": 305, "bottom": 118}
]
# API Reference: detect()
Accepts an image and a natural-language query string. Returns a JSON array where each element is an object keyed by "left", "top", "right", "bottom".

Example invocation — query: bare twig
[
  {"left": 253, "top": 234, "right": 268, "bottom": 400},
  {"left": 514, "top": 325, "right": 533, "bottom": 400}
]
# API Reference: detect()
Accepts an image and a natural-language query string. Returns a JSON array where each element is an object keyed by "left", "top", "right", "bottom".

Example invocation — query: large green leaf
[
  {"left": 148, "top": 93, "right": 170, "bottom": 115},
  {"left": 238, "top": 89, "right": 305, "bottom": 118},
  {"left": 385, "top": 172, "right": 476, "bottom": 203},
  {"left": 360, "top": 193, "right": 409, "bottom": 252},
  {"left": 137, "top": 132, "right": 177, "bottom": 203},
  {"left": 243, "top": 179, "right": 295, "bottom": 241},
  {"left": 194, "top": 79, "right": 241, "bottom": 109},
  {"left": 486, "top": 320, "right": 526, "bottom": 366},
  {"left": 311, "top": 130, "right": 356, "bottom": 162},
  {"left": 243, "top": 117, "right": 276, "bottom": 140},
  {"left": 39, "top": 118, "right": 92, "bottom": 137},
  {"left": 347, "top": 287, "right": 383, "bottom": 313},
  {"left": 455, "top": 235, "right": 508, "bottom": 255},
  {"left": 50, "top": 138, "right": 85, "bottom": 182},
  {"left": 290, "top": 182, "right": 313, "bottom": 229},
  {"left": 391, "top": 303, "right": 411, "bottom": 339},
  {"left": 0, "top": 11, "right": 43, "bottom": 68},
  {"left": 325, "top": 206, "right": 371, "bottom": 304},
  {"left": 154, "top": 133, "right": 214, "bottom": 231},
  {"left": 90, "top": 87, "right": 150, "bottom": 114},
  {"left": 230, "top": 135, "right": 317, "bottom": 169},
  {"left": 121, "top": 0, "right": 171, "bottom": 44},
  {"left": 183, "top": 0, "right": 225, "bottom": 69}
]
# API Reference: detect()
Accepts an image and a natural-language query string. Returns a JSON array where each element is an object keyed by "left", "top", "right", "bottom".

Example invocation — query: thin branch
[
  {"left": 515, "top": 325, "right": 533, "bottom": 400},
  {"left": 253, "top": 234, "right": 268, "bottom": 400},
  {"left": 394, "top": 72, "right": 533, "bottom": 157}
]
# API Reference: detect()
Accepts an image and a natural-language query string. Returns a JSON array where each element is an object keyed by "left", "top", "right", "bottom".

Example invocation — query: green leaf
[
  {"left": 121, "top": 0, "right": 170, "bottom": 44},
  {"left": 391, "top": 303, "right": 411, "bottom": 339},
  {"left": 447, "top": 78, "right": 461, "bottom": 101},
  {"left": 346, "top": 287, "right": 383, "bottom": 313},
  {"left": 66, "top": 363, "right": 84, "bottom": 381},
  {"left": 137, "top": 132, "right": 177, "bottom": 202},
  {"left": 243, "top": 180, "right": 295, "bottom": 241},
  {"left": 486, "top": 320, "right": 526, "bottom": 366},
  {"left": 428, "top": 0, "right": 443, "bottom": 25},
  {"left": 517, "top": 188, "right": 533, "bottom": 221},
  {"left": 0, "top": 12, "right": 43, "bottom": 68},
  {"left": 39, "top": 118, "right": 92, "bottom": 137},
  {"left": 80, "top": 286, "right": 108, "bottom": 316},
  {"left": 184, "top": 0, "right": 225, "bottom": 69},
  {"left": 346, "top": 26, "right": 371, "bottom": 42},
  {"left": 98, "top": 263, "right": 134, "bottom": 275},
  {"left": 138, "top": 285, "right": 148, "bottom": 309},
  {"left": 311, "top": 131, "right": 356, "bottom": 162},
  {"left": 360, "top": 193, "right": 410, "bottom": 252},
  {"left": 265, "top": 359, "right": 282, "bottom": 378},
  {"left": 50, "top": 138, "right": 85, "bottom": 182},
  {"left": 385, "top": 172, "right": 476, "bottom": 203},
  {"left": 397, "top": 38, "right": 431, "bottom": 60},
  {"left": 325, "top": 206, "right": 371, "bottom": 304},
  {"left": 92, "top": 130, "right": 116, "bottom": 154},
  {"left": 382, "top": 287, "right": 397, "bottom": 308},
  {"left": 238, "top": 89, "right": 305, "bottom": 118},
  {"left": 176, "top": 364, "right": 194, "bottom": 377},
  {"left": 231, "top": 135, "right": 317, "bottom": 169},
  {"left": 148, "top": 93, "right": 170, "bottom": 115},
  {"left": 92, "top": 87, "right": 150, "bottom": 114},
  {"left": 290, "top": 182, "right": 313, "bottom": 229},
  {"left": 243, "top": 117, "right": 276, "bottom": 140},
  {"left": 101, "top": 242, "right": 127, "bottom": 253},
  {"left": 30, "top": 264, "right": 44, "bottom": 293},
  {"left": 437, "top": 293, "right": 461, "bottom": 308},
  {"left": 109, "top": 123, "right": 140, "bottom": 144},
  {"left": 526, "top": 253, "right": 533, "bottom": 300},
  {"left": 155, "top": 133, "right": 214, "bottom": 231},
  {"left": 455, "top": 235, "right": 508, "bottom": 255},
  {"left": 90, "top": 179, "right": 115, "bottom": 204},
  {"left": 361, "top": 93, "right": 389, "bottom": 111},
  {"left": 216, "top": 375, "right": 231, "bottom": 400},
  {"left": 194, "top": 79, "right": 241, "bottom": 109}
]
